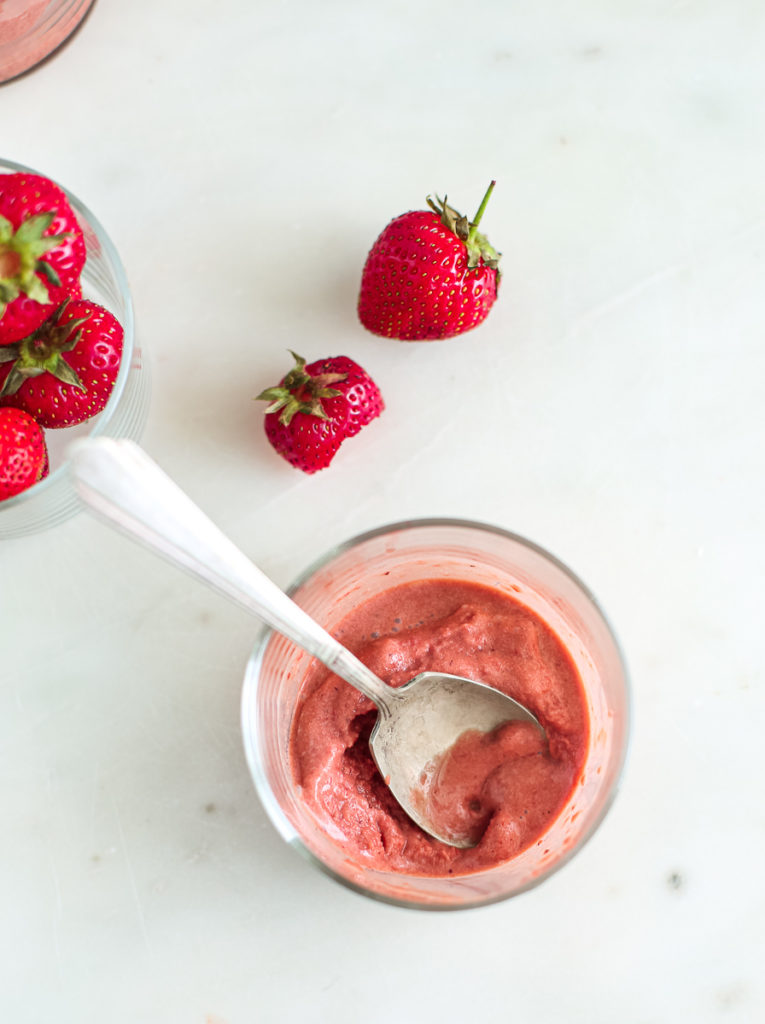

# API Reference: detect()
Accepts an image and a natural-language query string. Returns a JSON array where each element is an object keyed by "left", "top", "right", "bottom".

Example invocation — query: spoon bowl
[
  {"left": 68, "top": 437, "right": 543, "bottom": 848},
  {"left": 370, "top": 671, "right": 542, "bottom": 848}
]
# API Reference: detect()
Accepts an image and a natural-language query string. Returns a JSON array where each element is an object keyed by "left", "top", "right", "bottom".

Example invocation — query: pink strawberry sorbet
[{"left": 289, "top": 579, "right": 590, "bottom": 876}]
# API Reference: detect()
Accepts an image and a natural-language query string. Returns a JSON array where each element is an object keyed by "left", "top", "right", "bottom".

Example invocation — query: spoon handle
[{"left": 67, "top": 438, "right": 394, "bottom": 713}]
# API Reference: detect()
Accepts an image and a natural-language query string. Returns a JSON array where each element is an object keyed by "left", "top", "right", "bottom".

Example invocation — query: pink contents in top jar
[
  {"left": 0, "top": 0, "right": 95, "bottom": 84},
  {"left": 289, "top": 578, "right": 590, "bottom": 877}
]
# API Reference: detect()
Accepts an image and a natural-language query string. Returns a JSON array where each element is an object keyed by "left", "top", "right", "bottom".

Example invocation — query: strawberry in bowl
[
  {"left": 0, "top": 406, "right": 48, "bottom": 500},
  {"left": 0, "top": 171, "right": 86, "bottom": 346},
  {"left": 358, "top": 182, "right": 501, "bottom": 341},
  {"left": 0, "top": 299, "right": 124, "bottom": 427}
]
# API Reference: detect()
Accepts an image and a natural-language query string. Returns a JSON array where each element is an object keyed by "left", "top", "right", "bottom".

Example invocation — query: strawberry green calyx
[
  {"left": 426, "top": 180, "right": 501, "bottom": 272},
  {"left": 0, "top": 212, "right": 68, "bottom": 319},
  {"left": 0, "top": 301, "right": 88, "bottom": 397},
  {"left": 256, "top": 351, "right": 347, "bottom": 427}
]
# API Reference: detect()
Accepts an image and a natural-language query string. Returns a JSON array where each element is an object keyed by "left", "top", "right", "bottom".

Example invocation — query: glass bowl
[
  {"left": 0, "top": 0, "right": 95, "bottom": 84},
  {"left": 0, "top": 157, "right": 150, "bottom": 539},
  {"left": 242, "top": 519, "right": 630, "bottom": 911}
]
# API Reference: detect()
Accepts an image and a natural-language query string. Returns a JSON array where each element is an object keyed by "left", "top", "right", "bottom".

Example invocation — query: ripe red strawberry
[
  {"left": 0, "top": 299, "right": 124, "bottom": 428},
  {"left": 0, "top": 406, "right": 48, "bottom": 500},
  {"left": 257, "top": 351, "right": 384, "bottom": 473},
  {"left": 0, "top": 171, "right": 86, "bottom": 346},
  {"left": 358, "top": 181, "right": 501, "bottom": 341}
]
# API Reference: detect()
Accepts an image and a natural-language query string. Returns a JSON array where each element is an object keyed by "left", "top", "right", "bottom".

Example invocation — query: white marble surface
[{"left": 2, "top": 0, "right": 764, "bottom": 1020}]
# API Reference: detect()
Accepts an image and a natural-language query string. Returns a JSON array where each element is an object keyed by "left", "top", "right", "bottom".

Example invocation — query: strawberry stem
[
  {"left": 468, "top": 180, "right": 496, "bottom": 244},
  {"left": 256, "top": 351, "right": 346, "bottom": 427}
]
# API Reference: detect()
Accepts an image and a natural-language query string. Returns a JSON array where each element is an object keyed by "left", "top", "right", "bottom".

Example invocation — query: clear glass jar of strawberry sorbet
[
  {"left": 0, "top": 0, "right": 95, "bottom": 84},
  {"left": 242, "top": 519, "right": 630, "bottom": 910},
  {"left": 0, "top": 158, "right": 150, "bottom": 538}
]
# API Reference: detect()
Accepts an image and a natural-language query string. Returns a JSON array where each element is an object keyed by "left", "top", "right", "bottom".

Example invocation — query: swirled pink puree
[
  {"left": 0, "top": 2, "right": 46, "bottom": 46},
  {"left": 290, "top": 579, "right": 589, "bottom": 875}
]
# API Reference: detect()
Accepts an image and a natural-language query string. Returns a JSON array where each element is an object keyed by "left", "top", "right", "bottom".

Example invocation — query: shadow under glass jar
[
  {"left": 242, "top": 519, "right": 631, "bottom": 911},
  {"left": 0, "top": 157, "right": 150, "bottom": 539}
]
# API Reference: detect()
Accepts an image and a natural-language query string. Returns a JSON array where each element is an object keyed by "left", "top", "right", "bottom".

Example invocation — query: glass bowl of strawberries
[{"left": 0, "top": 158, "right": 150, "bottom": 538}]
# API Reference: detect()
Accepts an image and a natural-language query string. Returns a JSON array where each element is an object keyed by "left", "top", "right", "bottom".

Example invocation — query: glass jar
[
  {"left": 242, "top": 519, "right": 631, "bottom": 910},
  {"left": 0, "top": 157, "right": 150, "bottom": 538}
]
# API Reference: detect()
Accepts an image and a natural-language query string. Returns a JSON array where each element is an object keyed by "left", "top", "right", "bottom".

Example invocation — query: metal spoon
[{"left": 68, "top": 438, "right": 543, "bottom": 849}]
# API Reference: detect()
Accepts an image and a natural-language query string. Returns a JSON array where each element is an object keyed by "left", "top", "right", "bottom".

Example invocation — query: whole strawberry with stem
[
  {"left": 0, "top": 172, "right": 86, "bottom": 346},
  {"left": 358, "top": 181, "right": 501, "bottom": 341},
  {"left": 0, "top": 406, "right": 49, "bottom": 500},
  {"left": 0, "top": 298, "right": 124, "bottom": 428},
  {"left": 257, "top": 351, "right": 384, "bottom": 473}
]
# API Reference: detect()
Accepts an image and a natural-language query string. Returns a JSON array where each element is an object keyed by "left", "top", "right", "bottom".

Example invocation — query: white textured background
[{"left": 1, "top": 1, "right": 764, "bottom": 1021}]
